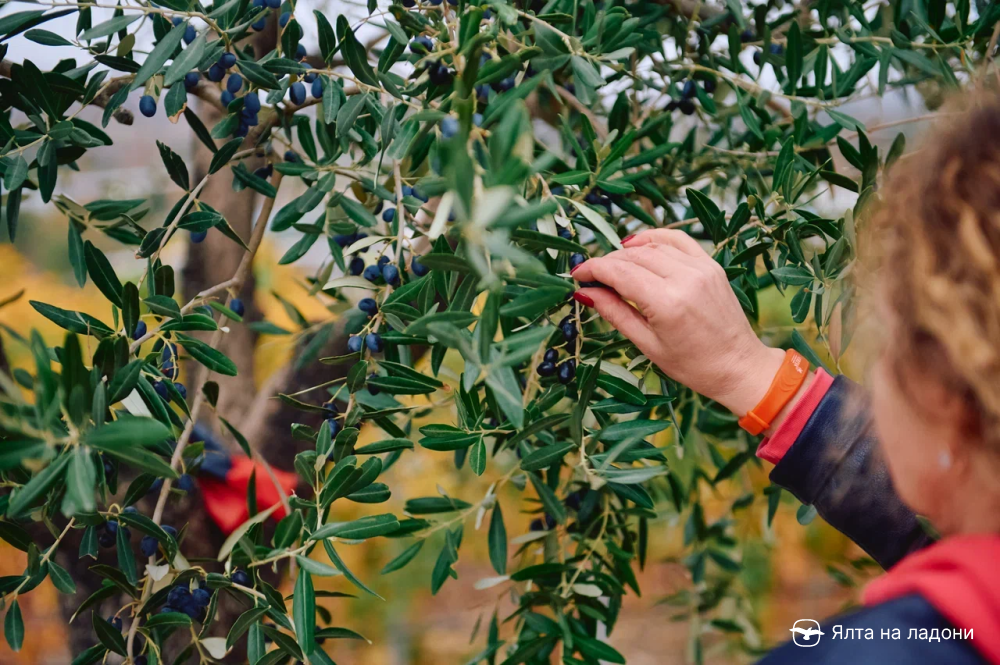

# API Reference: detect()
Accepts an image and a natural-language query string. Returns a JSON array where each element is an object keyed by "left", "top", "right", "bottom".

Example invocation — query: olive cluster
[{"left": 537, "top": 314, "right": 580, "bottom": 384}]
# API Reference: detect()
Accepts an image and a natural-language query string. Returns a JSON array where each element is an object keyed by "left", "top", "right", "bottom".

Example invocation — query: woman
[{"left": 570, "top": 103, "right": 1000, "bottom": 664}]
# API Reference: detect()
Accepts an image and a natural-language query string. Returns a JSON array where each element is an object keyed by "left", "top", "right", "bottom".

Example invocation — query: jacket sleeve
[{"left": 769, "top": 374, "right": 933, "bottom": 570}]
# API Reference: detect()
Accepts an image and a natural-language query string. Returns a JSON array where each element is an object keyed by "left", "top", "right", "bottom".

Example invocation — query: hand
[{"left": 571, "top": 230, "right": 786, "bottom": 417}]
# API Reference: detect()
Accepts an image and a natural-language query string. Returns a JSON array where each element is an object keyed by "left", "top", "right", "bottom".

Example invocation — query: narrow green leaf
[
  {"left": 83, "top": 241, "right": 123, "bottom": 308},
  {"left": 380, "top": 540, "right": 423, "bottom": 574},
  {"left": 131, "top": 22, "right": 187, "bottom": 91},
  {"left": 293, "top": 568, "right": 315, "bottom": 656},
  {"left": 488, "top": 505, "right": 507, "bottom": 575},
  {"left": 4, "top": 600, "right": 24, "bottom": 652}
]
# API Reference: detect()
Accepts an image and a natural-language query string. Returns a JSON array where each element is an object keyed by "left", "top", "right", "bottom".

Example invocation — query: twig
[
  {"left": 3, "top": 518, "right": 75, "bottom": 602},
  {"left": 128, "top": 148, "right": 259, "bottom": 352},
  {"left": 125, "top": 174, "right": 284, "bottom": 662}
]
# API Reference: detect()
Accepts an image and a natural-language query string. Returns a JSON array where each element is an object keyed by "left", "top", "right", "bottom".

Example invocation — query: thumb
[{"left": 574, "top": 288, "right": 655, "bottom": 351}]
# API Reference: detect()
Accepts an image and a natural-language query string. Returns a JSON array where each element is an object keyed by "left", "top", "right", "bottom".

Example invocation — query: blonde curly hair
[{"left": 871, "top": 97, "right": 1000, "bottom": 445}]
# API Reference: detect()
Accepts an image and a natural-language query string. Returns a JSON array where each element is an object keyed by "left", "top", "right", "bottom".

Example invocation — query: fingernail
[
  {"left": 621, "top": 234, "right": 636, "bottom": 244},
  {"left": 570, "top": 263, "right": 583, "bottom": 274},
  {"left": 573, "top": 291, "right": 595, "bottom": 307}
]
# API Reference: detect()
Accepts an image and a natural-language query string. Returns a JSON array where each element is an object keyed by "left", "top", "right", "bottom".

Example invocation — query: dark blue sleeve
[{"left": 769, "top": 375, "right": 933, "bottom": 570}]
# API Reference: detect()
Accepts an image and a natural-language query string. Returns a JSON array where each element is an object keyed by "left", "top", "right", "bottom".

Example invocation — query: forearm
[{"left": 712, "top": 346, "right": 817, "bottom": 438}]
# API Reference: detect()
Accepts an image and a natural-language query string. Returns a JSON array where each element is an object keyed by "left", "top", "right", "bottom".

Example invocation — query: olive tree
[{"left": 1, "top": 0, "right": 998, "bottom": 662}]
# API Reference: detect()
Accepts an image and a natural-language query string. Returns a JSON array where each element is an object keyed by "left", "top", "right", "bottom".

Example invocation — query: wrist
[{"left": 714, "top": 346, "right": 787, "bottom": 417}]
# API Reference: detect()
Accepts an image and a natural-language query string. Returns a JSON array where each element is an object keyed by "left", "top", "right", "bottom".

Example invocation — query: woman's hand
[{"left": 571, "top": 229, "right": 785, "bottom": 417}]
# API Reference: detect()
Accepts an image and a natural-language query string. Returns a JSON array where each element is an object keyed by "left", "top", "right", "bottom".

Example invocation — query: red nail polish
[
  {"left": 570, "top": 263, "right": 582, "bottom": 274},
  {"left": 573, "top": 291, "right": 595, "bottom": 307},
  {"left": 621, "top": 234, "right": 636, "bottom": 244}
]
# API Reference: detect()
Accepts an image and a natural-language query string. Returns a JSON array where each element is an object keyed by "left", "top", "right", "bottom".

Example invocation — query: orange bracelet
[{"left": 738, "top": 349, "right": 809, "bottom": 436}]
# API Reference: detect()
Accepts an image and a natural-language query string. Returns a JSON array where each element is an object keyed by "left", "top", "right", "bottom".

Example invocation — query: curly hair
[{"left": 870, "top": 96, "right": 1000, "bottom": 446}]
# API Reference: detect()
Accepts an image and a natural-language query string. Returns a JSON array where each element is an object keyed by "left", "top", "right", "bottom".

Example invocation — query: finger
[
  {"left": 573, "top": 287, "right": 656, "bottom": 350},
  {"left": 570, "top": 256, "right": 663, "bottom": 311},
  {"left": 622, "top": 229, "right": 707, "bottom": 258},
  {"left": 601, "top": 246, "right": 698, "bottom": 278}
]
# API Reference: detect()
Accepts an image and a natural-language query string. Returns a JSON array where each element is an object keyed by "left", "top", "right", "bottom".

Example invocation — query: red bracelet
[{"left": 738, "top": 349, "right": 809, "bottom": 436}]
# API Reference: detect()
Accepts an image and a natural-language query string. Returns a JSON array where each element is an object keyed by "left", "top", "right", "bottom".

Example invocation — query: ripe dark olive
[
  {"left": 410, "top": 36, "right": 433, "bottom": 54},
  {"left": 140, "top": 535, "right": 158, "bottom": 557},
  {"left": 347, "top": 335, "right": 363, "bottom": 353},
  {"left": 232, "top": 570, "right": 250, "bottom": 586},
  {"left": 543, "top": 348, "right": 558, "bottom": 364},
  {"left": 569, "top": 253, "right": 586, "bottom": 270},
  {"left": 561, "top": 323, "right": 578, "bottom": 341},
  {"left": 244, "top": 93, "right": 261, "bottom": 114},
  {"left": 440, "top": 116, "right": 459, "bottom": 138},
  {"left": 139, "top": 95, "right": 157, "bottom": 118},
  {"left": 133, "top": 320, "right": 147, "bottom": 340},
  {"left": 427, "top": 63, "right": 454, "bottom": 86},
  {"left": 363, "top": 265, "right": 381, "bottom": 282},
  {"left": 365, "top": 333, "right": 384, "bottom": 353},
  {"left": 536, "top": 361, "right": 556, "bottom": 377},
  {"left": 177, "top": 474, "right": 195, "bottom": 492},
  {"left": 681, "top": 80, "right": 696, "bottom": 99},
  {"left": 411, "top": 257, "right": 429, "bottom": 277},
  {"left": 349, "top": 257, "right": 365, "bottom": 276},
  {"left": 678, "top": 99, "right": 696, "bottom": 115},
  {"left": 557, "top": 360, "right": 575, "bottom": 384},
  {"left": 192, "top": 588, "right": 211, "bottom": 606},
  {"left": 358, "top": 298, "right": 378, "bottom": 316},
  {"left": 367, "top": 373, "right": 381, "bottom": 395},
  {"left": 382, "top": 264, "right": 400, "bottom": 286}
]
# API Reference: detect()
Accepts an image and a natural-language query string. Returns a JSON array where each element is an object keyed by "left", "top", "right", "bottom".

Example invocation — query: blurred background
[{"left": 0, "top": 0, "right": 937, "bottom": 661}]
